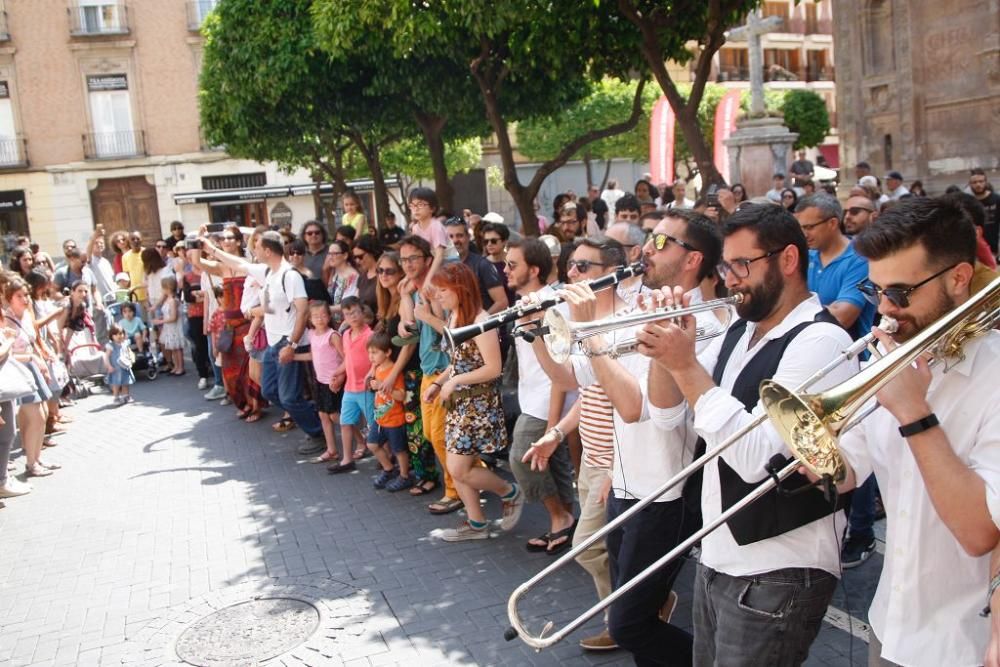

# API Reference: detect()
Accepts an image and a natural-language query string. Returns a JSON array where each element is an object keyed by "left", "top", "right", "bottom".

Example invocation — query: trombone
[
  {"left": 539, "top": 294, "right": 743, "bottom": 363},
  {"left": 507, "top": 276, "right": 1000, "bottom": 650},
  {"left": 442, "top": 261, "right": 645, "bottom": 350},
  {"left": 503, "top": 316, "right": 898, "bottom": 650}
]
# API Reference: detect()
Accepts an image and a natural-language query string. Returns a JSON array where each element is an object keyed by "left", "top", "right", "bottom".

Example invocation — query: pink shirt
[
  {"left": 411, "top": 217, "right": 459, "bottom": 260},
  {"left": 342, "top": 325, "right": 373, "bottom": 392},
  {"left": 308, "top": 328, "right": 342, "bottom": 384}
]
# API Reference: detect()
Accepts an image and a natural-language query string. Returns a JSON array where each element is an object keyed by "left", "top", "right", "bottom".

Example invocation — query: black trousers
[
  {"left": 606, "top": 495, "right": 694, "bottom": 667},
  {"left": 186, "top": 316, "right": 212, "bottom": 380}
]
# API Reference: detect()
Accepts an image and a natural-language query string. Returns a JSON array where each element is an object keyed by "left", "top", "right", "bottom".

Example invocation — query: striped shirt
[{"left": 579, "top": 383, "right": 615, "bottom": 470}]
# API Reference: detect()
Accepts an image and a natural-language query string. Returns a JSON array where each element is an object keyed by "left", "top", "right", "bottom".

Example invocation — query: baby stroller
[
  {"left": 65, "top": 326, "right": 107, "bottom": 399},
  {"left": 104, "top": 294, "right": 160, "bottom": 381}
]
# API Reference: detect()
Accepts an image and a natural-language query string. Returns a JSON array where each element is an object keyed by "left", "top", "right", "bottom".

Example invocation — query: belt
[{"left": 443, "top": 382, "right": 497, "bottom": 410}]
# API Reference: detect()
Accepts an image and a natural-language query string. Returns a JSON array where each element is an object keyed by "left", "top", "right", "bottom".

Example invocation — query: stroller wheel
[{"left": 146, "top": 367, "right": 158, "bottom": 380}]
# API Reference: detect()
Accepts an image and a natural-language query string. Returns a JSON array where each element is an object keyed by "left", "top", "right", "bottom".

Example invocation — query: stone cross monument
[{"left": 722, "top": 10, "right": 798, "bottom": 196}]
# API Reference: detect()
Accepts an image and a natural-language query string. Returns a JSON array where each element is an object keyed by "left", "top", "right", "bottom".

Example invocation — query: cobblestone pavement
[{"left": 0, "top": 377, "right": 881, "bottom": 666}]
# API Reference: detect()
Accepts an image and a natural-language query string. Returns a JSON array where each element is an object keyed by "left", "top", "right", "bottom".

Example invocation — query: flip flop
[
  {"left": 409, "top": 480, "right": 438, "bottom": 496},
  {"left": 525, "top": 532, "right": 552, "bottom": 553},
  {"left": 428, "top": 497, "right": 464, "bottom": 515},
  {"left": 244, "top": 411, "right": 264, "bottom": 423},
  {"left": 272, "top": 417, "right": 296, "bottom": 432},
  {"left": 546, "top": 521, "right": 577, "bottom": 556}
]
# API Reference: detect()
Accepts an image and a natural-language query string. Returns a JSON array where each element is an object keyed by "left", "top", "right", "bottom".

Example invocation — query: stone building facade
[{"left": 833, "top": 0, "right": 1000, "bottom": 191}]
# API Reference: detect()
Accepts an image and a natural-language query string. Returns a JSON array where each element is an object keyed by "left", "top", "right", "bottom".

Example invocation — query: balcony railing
[
  {"left": 717, "top": 66, "right": 750, "bottom": 82},
  {"left": 0, "top": 135, "right": 28, "bottom": 168},
  {"left": 68, "top": 2, "right": 129, "bottom": 36},
  {"left": 806, "top": 66, "right": 835, "bottom": 82},
  {"left": 0, "top": 11, "right": 10, "bottom": 41},
  {"left": 83, "top": 130, "right": 145, "bottom": 159},
  {"left": 186, "top": 0, "right": 218, "bottom": 31}
]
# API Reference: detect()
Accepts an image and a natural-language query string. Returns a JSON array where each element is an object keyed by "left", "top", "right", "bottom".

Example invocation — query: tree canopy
[{"left": 781, "top": 89, "right": 832, "bottom": 150}]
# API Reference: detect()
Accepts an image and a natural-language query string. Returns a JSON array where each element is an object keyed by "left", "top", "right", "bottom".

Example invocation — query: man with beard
[
  {"left": 835, "top": 198, "right": 1000, "bottom": 667},
  {"left": 525, "top": 219, "right": 721, "bottom": 663},
  {"left": 636, "top": 204, "right": 857, "bottom": 665},
  {"left": 970, "top": 168, "right": 999, "bottom": 257}
]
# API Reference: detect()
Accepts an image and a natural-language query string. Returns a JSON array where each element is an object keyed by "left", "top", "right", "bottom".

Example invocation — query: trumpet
[
  {"left": 442, "top": 262, "right": 644, "bottom": 350},
  {"left": 540, "top": 294, "right": 743, "bottom": 363},
  {"left": 504, "top": 315, "right": 900, "bottom": 650}
]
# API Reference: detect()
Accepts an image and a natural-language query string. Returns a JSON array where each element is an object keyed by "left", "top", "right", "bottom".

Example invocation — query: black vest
[{"left": 700, "top": 311, "right": 848, "bottom": 546}]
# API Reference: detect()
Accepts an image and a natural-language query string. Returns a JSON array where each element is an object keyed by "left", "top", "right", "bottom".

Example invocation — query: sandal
[
  {"left": 409, "top": 479, "right": 438, "bottom": 496},
  {"left": 546, "top": 521, "right": 577, "bottom": 556},
  {"left": 353, "top": 447, "right": 370, "bottom": 460},
  {"left": 428, "top": 497, "right": 464, "bottom": 515},
  {"left": 235, "top": 408, "right": 252, "bottom": 420},
  {"left": 42, "top": 438, "right": 58, "bottom": 448},
  {"left": 309, "top": 451, "right": 337, "bottom": 464},
  {"left": 272, "top": 418, "right": 296, "bottom": 432},
  {"left": 244, "top": 411, "right": 264, "bottom": 424},
  {"left": 526, "top": 532, "right": 552, "bottom": 553}
]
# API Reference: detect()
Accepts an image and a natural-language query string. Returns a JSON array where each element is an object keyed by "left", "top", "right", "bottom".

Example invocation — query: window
[
  {"left": 74, "top": 0, "right": 126, "bottom": 34},
  {"left": 187, "top": 0, "right": 219, "bottom": 29},
  {"left": 0, "top": 81, "right": 19, "bottom": 165},
  {"left": 202, "top": 172, "right": 267, "bottom": 190},
  {"left": 87, "top": 74, "right": 136, "bottom": 157}
]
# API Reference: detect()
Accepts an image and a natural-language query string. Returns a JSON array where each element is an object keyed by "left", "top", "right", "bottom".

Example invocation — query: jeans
[
  {"left": 0, "top": 401, "right": 15, "bottom": 486},
  {"left": 693, "top": 563, "right": 837, "bottom": 666},
  {"left": 209, "top": 337, "right": 223, "bottom": 387},
  {"left": 606, "top": 496, "right": 693, "bottom": 666},
  {"left": 260, "top": 340, "right": 322, "bottom": 438},
  {"left": 847, "top": 474, "right": 878, "bottom": 542},
  {"left": 186, "top": 316, "right": 212, "bottom": 380}
]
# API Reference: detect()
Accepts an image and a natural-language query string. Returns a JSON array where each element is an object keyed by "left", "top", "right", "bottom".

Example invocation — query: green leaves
[{"left": 781, "top": 89, "right": 831, "bottom": 149}]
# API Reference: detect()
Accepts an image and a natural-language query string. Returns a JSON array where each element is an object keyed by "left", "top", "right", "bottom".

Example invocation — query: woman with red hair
[{"left": 423, "top": 262, "right": 522, "bottom": 541}]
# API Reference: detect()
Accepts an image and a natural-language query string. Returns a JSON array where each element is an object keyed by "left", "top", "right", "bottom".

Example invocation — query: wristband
[
  {"left": 549, "top": 426, "right": 565, "bottom": 442},
  {"left": 898, "top": 413, "right": 939, "bottom": 438},
  {"left": 431, "top": 381, "right": 442, "bottom": 388},
  {"left": 981, "top": 570, "right": 1000, "bottom": 617}
]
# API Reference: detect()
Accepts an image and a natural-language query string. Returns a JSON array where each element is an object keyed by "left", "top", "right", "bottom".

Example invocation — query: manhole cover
[{"left": 174, "top": 597, "right": 320, "bottom": 666}]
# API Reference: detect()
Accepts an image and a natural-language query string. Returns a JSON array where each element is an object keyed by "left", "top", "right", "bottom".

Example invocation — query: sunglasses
[
  {"left": 847, "top": 206, "right": 874, "bottom": 216},
  {"left": 288, "top": 250, "right": 304, "bottom": 256},
  {"left": 220, "top": 235, "right": 237, "bottom": 241},
  {"left": 376, "top": 267, "right": 398, "bottom": 276},
  {"left": 567, "top": 259, "right": 607, "bottom": 273},
  {"left": 856, "top": 263, "right": 957, "bottom": 308},
  {"left": 304, "top": 230, "right": 322, "bottom": 236},
  {"left": 327, "top": 251, "right": 346, "bottom": 257},
  {"left": 352, "top": 253, "right": 366, "bottom": 260},
  {"left": 399, "top": 255, "right": 427, "bottom": 264},
  {"left": 484, "top": 237, "right": 503, "bottom": 245},
  {"left": 649, "top": 233, "right": 698, "bottom": 252},
  {"left": 717, "top": 249, "right": 781, "bottom": 279}
]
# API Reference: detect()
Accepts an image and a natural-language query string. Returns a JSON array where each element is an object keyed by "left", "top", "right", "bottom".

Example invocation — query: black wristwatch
[{"left": 898, "top": 413, "right": 939, "bottom": 438}]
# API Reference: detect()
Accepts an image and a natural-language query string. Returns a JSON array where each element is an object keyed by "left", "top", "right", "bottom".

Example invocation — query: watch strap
[{"left": 898, "top": 413, "right": 939, "bottom": 438}]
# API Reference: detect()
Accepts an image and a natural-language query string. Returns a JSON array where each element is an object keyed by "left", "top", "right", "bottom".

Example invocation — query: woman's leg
[
  {"left": 172, "top": 347, "right": 184, "bottom": 373},
  {"left": 446, "top": 453, "right": 491, "bottom": 523},
  {"left": 0, "top": 401, "right": 17, "bottom": 488},
  {"left": 17, "top": 403, "right": 45, "bottom": 468},
  {"left": 318, "top": 412, "right": 338, "bottom": 458}
]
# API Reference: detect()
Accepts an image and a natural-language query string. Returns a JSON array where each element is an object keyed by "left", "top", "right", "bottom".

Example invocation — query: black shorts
[{"left": 314, "top": 381, "right": 343, "bottom": 414}]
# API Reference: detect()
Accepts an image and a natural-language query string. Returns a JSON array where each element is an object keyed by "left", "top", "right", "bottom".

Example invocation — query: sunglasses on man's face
[
  {"left": 304, "top": 230, "right": 322, "bottom": 236},
  {"left": 649, "top": 233, "right": 698, "bottom": 253},
  {"left": 352, "top": 253, "right": 366, "bottom": 261},
  {"left": 484, "top": 237, "right": 503, "bottom": 245},
  {"left": 567, "top": 259, "right": 607, "bottom": 273},
  {"left": 856, "top": 263, "right": 957, "bottom": 309},
  {"left": 847, "top": 206, "right": 874, "bottom": 216}
]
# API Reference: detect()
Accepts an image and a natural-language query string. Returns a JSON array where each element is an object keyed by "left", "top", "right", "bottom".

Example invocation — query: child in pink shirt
[
  {"left": 327, "top": 296, "right": 374, "bottom": 474},
  {"left": 305, "top": 301, "right": 345, "bottom": 464}
]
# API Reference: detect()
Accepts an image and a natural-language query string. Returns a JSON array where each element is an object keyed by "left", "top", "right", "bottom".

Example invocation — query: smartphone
[
  {"left": 205, "top": 222, "right": 230, "bottom": 233},
  {"left": 185, "top": 233, "right": 203, "bottom": 250},
  {"left": 705, "top": 184, "right": 720, "bottom": 208}
]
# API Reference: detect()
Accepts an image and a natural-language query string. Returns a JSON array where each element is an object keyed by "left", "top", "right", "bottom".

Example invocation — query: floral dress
[{"left": 444, "top": 335, "right": 507, "bottom": 456}]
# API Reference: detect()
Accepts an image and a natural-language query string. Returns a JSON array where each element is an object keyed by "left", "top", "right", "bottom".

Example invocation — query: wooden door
[{"left": 90, "top": 176, "right": 161, "bottom": 243}]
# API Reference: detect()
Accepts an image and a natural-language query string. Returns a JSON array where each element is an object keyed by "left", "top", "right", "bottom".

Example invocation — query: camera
[{"left": 185, "top": 233, "right": 203, "bottom": 250}]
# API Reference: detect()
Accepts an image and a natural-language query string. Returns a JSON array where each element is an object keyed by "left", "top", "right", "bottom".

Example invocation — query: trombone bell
[{"left": 759, "top": 380, "right": 847, "bottom": 483}]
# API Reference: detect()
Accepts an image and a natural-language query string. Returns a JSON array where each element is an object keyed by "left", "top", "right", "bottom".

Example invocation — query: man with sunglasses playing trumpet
[
  {"left": 835, "top": 198, "right": 1000, "bottom": 667},
  {"left": 525, "top": 216, "right": 723, "bottom": 663},
  {"left": 637, "top": 204, "right": 858, "bottom": 666}
]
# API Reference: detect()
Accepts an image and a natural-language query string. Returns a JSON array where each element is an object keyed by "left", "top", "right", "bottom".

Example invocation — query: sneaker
[
  {"left": 498, "top": 484, "right": 524, "bottom": 531},
  {"left": 658, "top": 590, "right": 679, "bottom": 623},
  {"left": 0, "top": 478, "right": 32, "bottom": 498},
  {"left": 579, "top": 629, "right": 618, "bottom": 651},
  {"left": 841, "top": 534, "right": 876, "bottom": 569},
  {"left": 124, "top": 396, "right": 135, "bottom": 404},
  {"left": 372, "top": 469, "right": 397, "bottom": 489},
  {"left": 385, "top": 474, "right": 414, "bottom": 492},
  {"left": 440, "top": 521, "right": 490, "bottom": 542},
  {"left": 204, "top": 385, "right": 226, "bottom": 400},
  {"left": 197, "top": 377, "right": 210, "bottom": 390},
  {"left": 219, "top": 397, "right": 232, "bottom": 406}
]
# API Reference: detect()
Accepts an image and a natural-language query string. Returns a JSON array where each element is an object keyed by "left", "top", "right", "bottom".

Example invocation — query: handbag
[
  {"left": 216, "top": 326, "right": 234, "bottom": 353},
  {"left": 46, "top": 358, "right": 70, "bottom": 391},
  {"left": 117, "top": 344, "right": 135, "bottom": 370},
  {"left": 0, "top": 357, "right": 37, "bottom": 402},
  {"left": 252, "top": 327, "right": 267, "bottom": 351}
]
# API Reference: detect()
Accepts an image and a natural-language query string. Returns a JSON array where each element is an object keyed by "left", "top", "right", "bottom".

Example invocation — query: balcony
[
  {"left": 0, "top": 135, "right": 28, "bottom": 168},
  {"left": 186, "top": 0, "right": 219, "bottom": 31},
  {"left": 83, "top": 130, "right": 146, "bottom": 159},
  {"left": 68, "top": 2, "right": 129, "bottom": 37},
  {"left": 0, "top": 11, "right": 10, "bottom": 41},
  {"left": 717, "top": 66, "right": 750, "bottom": 82},
  {"left": 806, "top": 66, "right": 835, "bottom": 82}
]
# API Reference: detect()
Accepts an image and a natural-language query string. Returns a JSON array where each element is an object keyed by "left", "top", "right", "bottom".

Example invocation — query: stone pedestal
[{"left": 724, "top": 117, "right": 798, "bottom": 197}]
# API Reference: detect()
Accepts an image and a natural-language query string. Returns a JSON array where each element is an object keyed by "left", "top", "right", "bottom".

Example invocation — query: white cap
[
  {"left": 858, "top": 175, "right": 879, "bottom": 188},
  {"left": 538, "top": 234, "right": 562, "bottom": 257},
  {"left": 114, "top": 272, "right": 130, "bottom": 283},
  {"left": 482, "top": 212, "right": 504, "bottom": 224}
]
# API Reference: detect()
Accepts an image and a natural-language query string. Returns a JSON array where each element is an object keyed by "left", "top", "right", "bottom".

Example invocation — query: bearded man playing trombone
[
  {"left": 525, "top": 212, "right": 723, "bottom": 665},
  {"left": 636, "top": 204, "right": 857, "bottom": 666}
]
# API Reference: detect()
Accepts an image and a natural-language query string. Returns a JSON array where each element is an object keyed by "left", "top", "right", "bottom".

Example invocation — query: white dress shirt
[
  {"left": 838, "top": 332, "right": 1000, "bottom": 667},
  {"left": 574, "top": 288, "right": 718, "bottom": 502},
  {"left": 516, "top": 285, "right": 575, "bottom": 421},
  {"left": 651, "top": 295, "right": 856, "bottom": 576}
]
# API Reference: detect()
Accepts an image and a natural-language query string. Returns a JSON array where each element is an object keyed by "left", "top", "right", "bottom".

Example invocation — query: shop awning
[{"left": 174, "top": 177, "right": 400, "bottom": 205}]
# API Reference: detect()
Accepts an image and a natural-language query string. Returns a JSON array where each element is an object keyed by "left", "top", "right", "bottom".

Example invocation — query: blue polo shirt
[
  {"left": 807, "top": 243, "right": 875, "bottom": 340},
  {"left": 413, "top": 292, "right": 450, "bottom": 376}
]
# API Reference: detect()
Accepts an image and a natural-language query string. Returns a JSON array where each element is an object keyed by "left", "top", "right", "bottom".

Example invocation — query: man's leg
[
  {"left": 843, "top": 474, "right": 878, "bottom": 567},
  {"left": 691, "top": 563, "right": 718, "bottom": 667},
  {"left": 260, "top": 343, "right": 282, "bottom": 409},
  {"left": 868, "top": 632, "right": 904, "bottom": 667},
  {"left": 276, "top": 351, "right": 322, "bottom": 437},
  {"left": 573, "top": 462, "right": 612, "bottom": 602},
  {"left": 606, "top": 496, "right": 693, "bottom": 666},
  {"left": 706, "top": 567, "right": 837, "bottom": 666},
  {"left": 508, "top": 414, "right": 574, "bottom": 543}
]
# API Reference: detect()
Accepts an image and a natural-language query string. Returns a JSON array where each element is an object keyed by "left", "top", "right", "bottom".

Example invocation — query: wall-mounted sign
[
  {"left": 0, "top": 190, "right": 26, "bottom": 210},
  {"left": 270, "top": 202, "right": 293, "bottom": 227},
  {"left": 87, "top": 74, "right": 128, "bottom": 92}
]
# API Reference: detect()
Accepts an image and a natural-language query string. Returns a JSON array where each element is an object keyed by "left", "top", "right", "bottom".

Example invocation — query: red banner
[
  {"left": 713, "top": 89, "right": 743, "bottom": 184},
  {"left": 649, "top": 95, "right": 675, "bottom": 185}
]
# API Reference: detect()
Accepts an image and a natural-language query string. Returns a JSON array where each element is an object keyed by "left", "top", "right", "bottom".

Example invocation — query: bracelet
[
  {"left": 549, "top": 426, "right": 565, "bottom": 442},
  {"left": 981, "top": 570, "right": 1000, "bottom": 617},
  {"left": 431, "top": 381, "right": 442, "bottom": 388},
  {"left": 898, "top": 413, "right": 939, "bottom": 438}
]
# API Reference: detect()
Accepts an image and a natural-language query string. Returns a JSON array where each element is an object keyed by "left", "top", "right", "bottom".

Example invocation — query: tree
[
  {"left": 314, "top": 0, "right": 649, "bottom": 236},
  {"left": 781, "top": 89, "right": 831, "bottom": 150},
  {"left": 517, "top": 79, "right": 661, "bottom": 190},
  {"left": 613, "top": 0, "right": 760, "bottom": 187},
  {"left": 200, "top": 0, "right": 411, "bottom": 225},
  {"left": 380, "top": 137, "right": 483, "bottom": 218}
]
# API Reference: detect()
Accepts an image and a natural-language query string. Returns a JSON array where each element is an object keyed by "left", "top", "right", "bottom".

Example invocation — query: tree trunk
[
  {"left": 600, "top": 160, "right": 612, "bottom": 190},
  {"left": 414, "top": 112, "right": 455, "bottom": 214},
  {"left": 583, "top": 151, "right": 594, "bottom": 188},
  {"left": 349, "top": 131, "right": 392, "bottom": 232}
]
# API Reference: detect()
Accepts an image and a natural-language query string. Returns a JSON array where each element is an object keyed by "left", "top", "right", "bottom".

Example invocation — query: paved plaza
[{"left": 0, "top": 377, "right": 881, "bottom": 666}]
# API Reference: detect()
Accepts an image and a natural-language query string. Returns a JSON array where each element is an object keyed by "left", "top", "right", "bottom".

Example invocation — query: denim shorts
[
  {"left": 341, "top": 390, "right": 374, "bottom": 426},
  {"left": 367, "top": 423, "right": 407, "bottom": 453}
]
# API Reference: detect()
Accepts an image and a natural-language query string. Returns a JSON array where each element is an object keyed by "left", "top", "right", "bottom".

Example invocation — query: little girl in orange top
[{"left": 365, "top": 332, "right": 410, "bottom": 491}]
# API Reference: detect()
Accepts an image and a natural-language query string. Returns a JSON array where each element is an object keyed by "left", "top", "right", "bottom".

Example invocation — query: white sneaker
[
  {"left": 440, "top": 521, "right": 490, "bottom": 542},
  {"left": 219, "top": 396, "right": 232, "bottom": 406},
  {"left": 197, "top": 377, "right": 210, "bottom": 390},
  {"left": 204, "top": 385, "right": 226, "bottom": 400},
  {"left": 0, "top": 478, "right": 32, "bottom": 498}
]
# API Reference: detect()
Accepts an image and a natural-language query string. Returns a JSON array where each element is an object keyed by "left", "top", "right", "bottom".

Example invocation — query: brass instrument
[
  {"left": 442, "top": 262, "right": 644, "bottom": 350},
  {"left": 541, "top": 294, "right": 743, "bottom": 363},
  {"left": 504, "top": 316, "right": 898, "bottom": 650}
]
